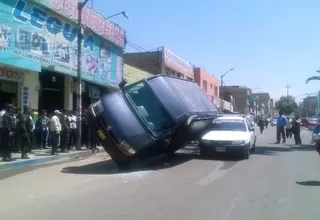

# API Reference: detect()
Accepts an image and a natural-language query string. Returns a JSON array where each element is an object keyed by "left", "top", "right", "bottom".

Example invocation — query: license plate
[
  {"left": 96, "top": 129, "right": 106, "bottom": 140},
  {"left": 216, "top": 147, "right": 226, "bottom": 152}
]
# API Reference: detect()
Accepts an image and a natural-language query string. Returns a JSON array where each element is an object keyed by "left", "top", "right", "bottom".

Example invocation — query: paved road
[{"left": 0, "top": 127, "right": 319, "bottom": 220}]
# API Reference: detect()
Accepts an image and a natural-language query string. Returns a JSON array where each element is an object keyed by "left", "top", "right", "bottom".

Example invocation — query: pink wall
[{"left": 194, "top": 67, "right": 220, "bottom": 101}]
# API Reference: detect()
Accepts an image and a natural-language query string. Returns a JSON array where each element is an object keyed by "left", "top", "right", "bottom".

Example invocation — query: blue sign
[{"left": 0, "top": 0, "right": 123, "bottom": 86}]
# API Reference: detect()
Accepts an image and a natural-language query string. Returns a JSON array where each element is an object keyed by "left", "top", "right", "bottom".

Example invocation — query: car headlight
[{"left": 232, "top": 139, "right": 249, "bottom": 145}]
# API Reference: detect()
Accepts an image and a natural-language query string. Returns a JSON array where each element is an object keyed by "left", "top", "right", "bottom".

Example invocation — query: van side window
[{"left": 124, "top": 82, "right": 174, "bottom": 135}]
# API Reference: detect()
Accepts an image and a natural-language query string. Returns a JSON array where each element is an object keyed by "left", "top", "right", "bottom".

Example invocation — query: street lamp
[
  {"left": 76, "top": 0, "right": 89, "bottom": 150},
  {"left": 107, "top": 11, "right": 129, "bottom": 19},
  {"left": 220, "top": 68, "right": 235, "bottom": 113}
]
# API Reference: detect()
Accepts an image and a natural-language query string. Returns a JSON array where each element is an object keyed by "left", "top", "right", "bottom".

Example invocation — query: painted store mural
[{"left": 0, "top": 0, "right": 125, "bottom": 86}]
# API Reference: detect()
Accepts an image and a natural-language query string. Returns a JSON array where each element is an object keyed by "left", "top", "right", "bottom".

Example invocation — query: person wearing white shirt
[
  {"left": 50, "top": 110, "right": 62, "bottom": 155},
  {"left": 68, "top": 111, "right": 77, "bottom": 150}
]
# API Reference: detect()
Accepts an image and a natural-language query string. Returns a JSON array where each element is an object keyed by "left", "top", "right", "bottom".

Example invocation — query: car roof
[{"left": 216, "top": 116, "right": 245, "bottom": 120}]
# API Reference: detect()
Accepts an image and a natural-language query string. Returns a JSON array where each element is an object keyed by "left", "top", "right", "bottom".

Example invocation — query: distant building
[
  {"left": 124, "top": 47, "right": 194, "bottom": 80},
  {"left": 123, "top": 64, "right": 152, "bottom": 85},
  {"left": 251, "top": 92, "right": 271, "bottom": 116},
  {"left": 220, "top": 86, "right": 251, "bottom": 114}
]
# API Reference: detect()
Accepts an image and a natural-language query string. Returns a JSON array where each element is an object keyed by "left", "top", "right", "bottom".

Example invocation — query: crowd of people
[{"left": 0, "top": 104, "right": 98, "bottom": 162}]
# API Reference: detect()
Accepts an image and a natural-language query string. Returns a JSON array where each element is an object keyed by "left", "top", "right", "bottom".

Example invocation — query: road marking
[
  {"left": 197, "top": 161, "right": 241, "bottom": 186},
  {"left": 221, "top": 190, "right": 243, "bottom": 220}
]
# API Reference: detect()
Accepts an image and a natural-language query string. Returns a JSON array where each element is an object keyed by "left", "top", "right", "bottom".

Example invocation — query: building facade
[
  {"left": 194, "top": 67, "right": 220, "bottom": 102},
  {"left": 0, "top": 0, "right": 125, "bottom": 113},
  {"left": 124, "top": 64, "right": 152, "bottom": 85},
  {"left": 221, "top": 86, "right": 251, "bottom": 114},
  {"left": 251, "top": 92, "right": 271, "bottom": 116},
  {"left": 124, "top": 46, "right": 194, "bottom": 80}
]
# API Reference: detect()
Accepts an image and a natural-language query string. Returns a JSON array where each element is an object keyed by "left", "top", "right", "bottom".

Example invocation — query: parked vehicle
[
  {"left": 308, "top": 118, "right": 318, "bottom": 131},
  {"left": 88, "top": 75, "right": 218, "bottom": 168},
  {"left": 300, "top": 118, "right": 309, "bottom": 127},
  {"left": 199, "top": 115, "right": 256, "bottom": 159}
]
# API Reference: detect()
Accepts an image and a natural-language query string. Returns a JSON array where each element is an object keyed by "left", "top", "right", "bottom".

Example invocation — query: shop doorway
[
  {"left": 0, "top": 80, "right": 18, "bottom": 109},
  {"left": 39, "top": 70, "right": 64, "bottom": 113}
]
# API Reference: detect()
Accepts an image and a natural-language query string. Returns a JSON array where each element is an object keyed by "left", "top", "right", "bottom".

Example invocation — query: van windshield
[{"left": 123, "top": 81, "right": 174, "bottom": 135}]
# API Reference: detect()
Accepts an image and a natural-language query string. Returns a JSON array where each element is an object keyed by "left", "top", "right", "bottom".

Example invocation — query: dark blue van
[{"left": 88, "top": 75, "right": 218, "bottom": 168}]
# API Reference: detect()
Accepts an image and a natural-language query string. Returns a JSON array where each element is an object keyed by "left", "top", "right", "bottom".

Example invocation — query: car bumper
[
  {"left": 200, "top": 142, "right": 249, "bottom": 154},
  {"left": 88, "top": 102, "right": 134, "bottom": 165}
]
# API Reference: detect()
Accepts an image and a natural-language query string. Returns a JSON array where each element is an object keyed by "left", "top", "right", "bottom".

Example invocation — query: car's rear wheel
[
  {"left": 242, "top": 144, "right": 250, "bottom": 159},
  {"left": 250, "top": 139, "right": 256, "bottom": 153}
]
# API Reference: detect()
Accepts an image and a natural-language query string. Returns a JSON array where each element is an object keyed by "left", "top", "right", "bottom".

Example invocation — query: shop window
[{"left": 203, "top": 80, "right": 208, "bottom": 92}]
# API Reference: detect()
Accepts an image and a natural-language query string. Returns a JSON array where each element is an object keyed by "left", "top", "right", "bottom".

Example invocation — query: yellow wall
[{"left": 124, "top": 64, "right": 152, "bottom": 84}]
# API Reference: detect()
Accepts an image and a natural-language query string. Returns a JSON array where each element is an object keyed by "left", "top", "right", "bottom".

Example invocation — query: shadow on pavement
[
  {"left": 296, "top": 181, "right": 320, "bottom": 186},
  {"left": 61, "top": 145, "right": 241, "bottom": 175},
  {"left": 254, "top": 144, "right": 315, "bottom": 156}
]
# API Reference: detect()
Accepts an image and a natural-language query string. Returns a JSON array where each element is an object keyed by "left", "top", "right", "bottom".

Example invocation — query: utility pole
[
  {"left": 285, "top": 84, "right": 291, "bottom": 97},
  {"left": 220, "top": 68, "right": 234, "bottom": 113},
  {"left": 76, "top": 0, "right": 89, "bottom": 150}
]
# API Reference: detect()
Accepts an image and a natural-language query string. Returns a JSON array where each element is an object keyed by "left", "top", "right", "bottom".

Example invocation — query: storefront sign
[
  {"left": 31, "top": 0, "right": 126, "bottom": 48},
  {"left": 162, "top": 47, "right": 193, "bottom": 78},
  {"left": 21, "top": 86, "right": 31, "bottom": 107},
  {"left": 0, "top": 68, "right": 23, "bottom": 82},
  {"left": 0, "top": 0, "right": 123, "bottom": 87}
]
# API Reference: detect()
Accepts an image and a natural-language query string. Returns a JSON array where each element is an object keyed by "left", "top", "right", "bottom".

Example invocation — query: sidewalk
[{"left": 0, "top": 147, "right": 103, "bottom": 171}]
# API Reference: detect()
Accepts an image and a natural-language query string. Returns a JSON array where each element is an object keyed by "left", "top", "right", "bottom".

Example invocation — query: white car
[{"left": 200, "top": 115, "right": 257, "bottom": 159}]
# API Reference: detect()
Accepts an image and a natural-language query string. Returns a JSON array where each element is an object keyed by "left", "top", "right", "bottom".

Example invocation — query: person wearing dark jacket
[
  {"left": 36, "top": 110, "right": 49, "bottom": 149},
  {"left": 59, "top": 110, "right": 70, "bottom": 153},
  {"left": 16, "top": 105, "right": 32, "bottom": 159},
  {"left": 292, "top": 116, "right": 302, "bottom": 145},
  {"left": 2, "top": 104, "right": 16, "bottom": 161},
  {"left": 258, "top": 118, "right": 265, "bottom": 134}
]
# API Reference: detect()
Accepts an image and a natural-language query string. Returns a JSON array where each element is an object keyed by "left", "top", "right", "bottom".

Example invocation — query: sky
[{"left": 93, "top": 0, "right": 320, "bottom": 102}]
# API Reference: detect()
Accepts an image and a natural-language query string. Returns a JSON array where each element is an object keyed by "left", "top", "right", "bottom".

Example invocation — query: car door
[{"left": 245, "top": 118, "right": 255, "bottom": 146}]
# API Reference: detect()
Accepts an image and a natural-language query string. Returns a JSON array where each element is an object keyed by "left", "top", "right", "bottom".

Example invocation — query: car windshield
[
  {"left": 123, "top": 81, "right": 174, "bottom": 135},
  {"left": 210, "top": 119, "right": 247, "bottom": 131}
]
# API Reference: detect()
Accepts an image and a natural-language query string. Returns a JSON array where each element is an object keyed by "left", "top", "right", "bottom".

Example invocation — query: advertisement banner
[
  {"left": 31, "top": 0, "right": 126, "bottom": 48},
  {"left": 162, "top": 47, "right": 193, "bottom": 79},
  {"left": 0, "top": 0, "right": 123, "bottom": 87}
]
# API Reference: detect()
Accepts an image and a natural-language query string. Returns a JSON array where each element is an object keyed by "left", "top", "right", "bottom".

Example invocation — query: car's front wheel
[{"left": 242, "top": 144, "right": 250, "bottom": 159}]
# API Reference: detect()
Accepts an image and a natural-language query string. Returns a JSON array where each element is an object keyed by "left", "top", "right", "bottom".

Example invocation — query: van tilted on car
[{"left": 88, "top": 74, "right": 218, "bottom": 168}]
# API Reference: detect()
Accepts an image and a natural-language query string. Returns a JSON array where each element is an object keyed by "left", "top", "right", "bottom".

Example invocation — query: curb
[{"left": 0, "top": 150, "right": 98, "bottom": 171}]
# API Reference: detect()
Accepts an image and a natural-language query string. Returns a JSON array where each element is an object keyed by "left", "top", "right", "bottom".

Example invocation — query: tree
[
  {"left": 306, "top": 69, "right": 320, "bottom": 84},
  {"left": 275, "top": 96, "right": 298, "bottom": 115}
]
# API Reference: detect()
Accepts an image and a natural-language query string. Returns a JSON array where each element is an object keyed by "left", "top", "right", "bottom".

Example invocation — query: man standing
[
  {"left": 292, "top": 116, "right": 302, "bottom": 145},
  {"left": 36, "top": 110, "right": 49, "bottom": 149},
  {"left": 50, "top": 110, "right": 62, "bottom": 155},
  {"left": 59, "top": 110, "right": 69, "bottom": 153},
  {"left": 276, "top": 111, "right": 287, "bottom": 144},
  {"left": 68, "top": 111, "right": 77, "bottom": 150},
  {"left": 2, "top": 104, "right": 16, "bottom": 161},
  {"left": 17, "top": 105, "right": 33, "bottom": 159}
]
